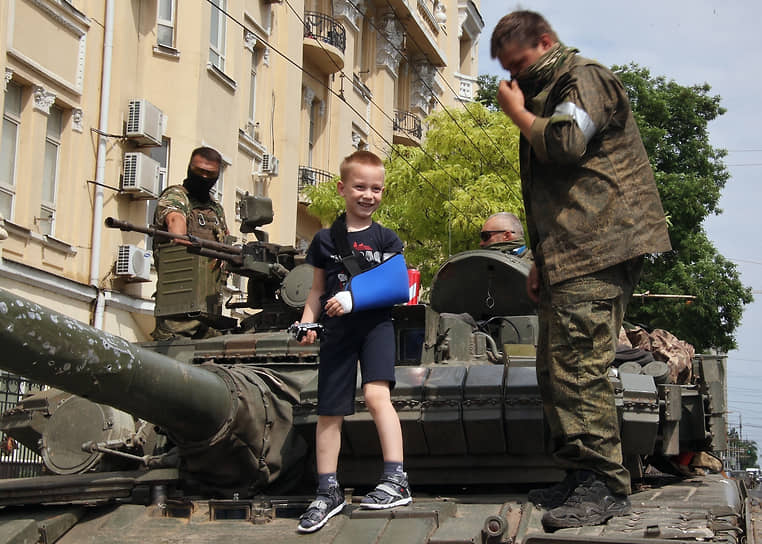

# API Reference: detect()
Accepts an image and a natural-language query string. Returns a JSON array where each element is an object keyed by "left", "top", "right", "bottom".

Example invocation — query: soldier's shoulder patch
[{"left": 155, "top": 185, "right": 191, "bottom": 223}]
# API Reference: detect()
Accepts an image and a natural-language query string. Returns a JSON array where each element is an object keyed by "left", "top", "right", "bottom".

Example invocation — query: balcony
[
  {"left": 393, "top": 110, "right": 422, "bottom": 147},
  {"left": 303, "top": 12, "right": 346, "bottom": 74},
  {"left": 298, "top": 166, "right": 335, "bottom": 203},
  {"left": 383, "top": 0, "right": 446, "bottom": 67}
]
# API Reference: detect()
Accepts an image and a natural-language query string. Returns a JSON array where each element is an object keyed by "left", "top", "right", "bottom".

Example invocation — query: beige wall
[{"left": 0, "top": 0, "right": 482, "bottom": 341}]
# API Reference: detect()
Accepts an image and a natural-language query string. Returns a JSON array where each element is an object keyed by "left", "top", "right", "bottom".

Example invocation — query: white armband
[{"left": 554, "top": 102, "right": 597, "bottom": 143}]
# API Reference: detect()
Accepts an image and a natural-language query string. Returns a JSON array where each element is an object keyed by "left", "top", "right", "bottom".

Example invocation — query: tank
[{"left": 0, "top": 199, "right": 755, "bottom": 543}]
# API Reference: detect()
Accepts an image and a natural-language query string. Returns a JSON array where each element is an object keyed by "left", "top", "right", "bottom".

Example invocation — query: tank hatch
[{"left": 430, "top": 250, "right": 535, "bottom": 320}]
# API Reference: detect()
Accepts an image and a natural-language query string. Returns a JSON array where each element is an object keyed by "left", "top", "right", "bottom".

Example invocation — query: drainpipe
[{"left": 90, "top": 0, "right": 115, "bottom": 329}]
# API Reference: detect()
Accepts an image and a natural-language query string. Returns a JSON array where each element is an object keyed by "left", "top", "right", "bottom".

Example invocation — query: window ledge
[
  {"left": 3, "top": 220, "right": 76, "bottom": 255},
  {"left": 153, "top": 45, "right": 181, "bottom": 59},
  {"left": 207, "top": 63, "right": 237, "bottom": 92},
  {"left": 42, "top": 234, "right": 77, "bottom": 256},
  {"left": 3, "top": 220, "right": 31, "bottom": 242},
  {"left": 238, "top": 129, "right": 267, "bottom": 157},
  {"left": 352, "top": 73, "right": 372, "bottom": 102}
]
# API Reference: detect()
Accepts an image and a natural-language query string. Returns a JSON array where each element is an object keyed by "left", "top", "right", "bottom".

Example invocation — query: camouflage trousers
[{"left": 536, "top": 257, "right": 643, "bottom": 495}]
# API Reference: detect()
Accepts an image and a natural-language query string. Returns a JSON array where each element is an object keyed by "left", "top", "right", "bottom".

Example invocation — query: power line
[
  {"left": 374, "top": 0, "right": 524, "bottom": 200},
  {"left": 206, "top": 0, "right": 486, "bottom": 234},
  {"left": 282, "top": 0, "right": 490, "bottom": 227},
  {"left": 330, "top": 0, "right": 523, "bottom": 210}
]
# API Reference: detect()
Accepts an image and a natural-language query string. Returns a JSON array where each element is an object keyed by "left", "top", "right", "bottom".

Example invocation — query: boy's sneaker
[
  {"left": 360, "top": 472, "right": 412, "bottom": 509},
  {"left": 541, "top": 477, "right": 631, "bottom": 530},
  {"left": 528, "top": 470, "right": 595, "bottom": 509},
  {"left": 297, "top": 486, "right": 346, "bottom": 533}
]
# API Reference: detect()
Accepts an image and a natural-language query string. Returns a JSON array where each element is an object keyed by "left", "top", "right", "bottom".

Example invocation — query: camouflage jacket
[
  {"left": 154, "top": 184, "right": 229, "bottom": 244},
  {"left": 521, "top": 53, "right": 671, "bottom": 284}
]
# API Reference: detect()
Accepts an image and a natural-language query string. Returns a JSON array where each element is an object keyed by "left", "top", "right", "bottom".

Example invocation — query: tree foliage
[
  {"left": 613, "top": 64, "right": 752, "bottom": 352},
  {"left": 305, "top": 103, "right": 524, "bottom": 287},
  {"left": 728, "top": 427, "right": 758, "bottom": 469},
  {"left": 476, "top": 74, "right": 500, "bottom": 111},
  {"left": 306, "top": 66, "right": 752, "bottom": 351}
]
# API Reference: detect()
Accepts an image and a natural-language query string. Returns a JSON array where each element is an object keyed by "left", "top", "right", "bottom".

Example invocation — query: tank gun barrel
[
  {"left": 0, "top": 288, "right": 233, "bottom": 442},
  {"left": 105, "top": 216, "right": 242, "bottom": 256}
]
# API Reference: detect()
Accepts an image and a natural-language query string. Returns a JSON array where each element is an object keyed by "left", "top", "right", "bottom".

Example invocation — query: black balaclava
[{"left": 183, "top": 164, "right": 218, "bottom": 202}]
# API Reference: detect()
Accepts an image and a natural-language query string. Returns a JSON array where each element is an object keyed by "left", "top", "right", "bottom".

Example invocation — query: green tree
[
  {"left": 307, "top": 66, "right": 751, "bottom": 351},
  {"left": 613, "top": 64, "right": 753, "bottom": 352},
  {"left": 475, "top": 74, "right": 500, "bottom": 111},
  {"left": 305, "top": 103, "right": 524, "bottom": 287},
  {"left": 728, "top": 427, "right": 758, "bottom": 469}
]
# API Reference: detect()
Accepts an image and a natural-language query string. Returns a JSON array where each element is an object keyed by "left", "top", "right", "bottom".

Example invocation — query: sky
[{"left": 476, "top": 2, "right": 762, "bottom": 452}]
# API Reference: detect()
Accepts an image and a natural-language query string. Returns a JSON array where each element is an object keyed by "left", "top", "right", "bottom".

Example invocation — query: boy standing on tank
[{"left": 296, "top": 150, "right": 411, "bottom": 533}]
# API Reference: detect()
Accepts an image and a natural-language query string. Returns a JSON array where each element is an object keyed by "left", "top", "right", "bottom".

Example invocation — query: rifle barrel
[{"left": 105, "top": 217, "right": 242, "bottom": 255}]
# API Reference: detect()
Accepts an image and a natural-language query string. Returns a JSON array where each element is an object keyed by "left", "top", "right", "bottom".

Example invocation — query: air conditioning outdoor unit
[
  {"left": 122, "top": 152, "right": 160, "bottom": 198},
  {"left": 126, "top": 99, "right": 164, "bottom": 146},
  {"left": 260, "top": 153, "right": 279, "bottom": 176},
  {"left": 115, "top": 244, "right": 153, "bottom": 282}
]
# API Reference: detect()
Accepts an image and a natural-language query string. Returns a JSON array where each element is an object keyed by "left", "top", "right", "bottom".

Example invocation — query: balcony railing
[
  {"left": 455, "top": 72, "right": 477, "bottom": 102},
  {"left": 0, "top": 372, "right": 45, "bottom": 478},
  {"left": 417, "top": 0, "right": 440, "bottom": 37},
  {"left": 298, "top": 166, "right": 335, "bottom": 193},
  {"left": 394, "top": 110, "right": 423, "bottom": 139},
  {"left": 303, "top": 12, "right": 346, "bottom": 53}
]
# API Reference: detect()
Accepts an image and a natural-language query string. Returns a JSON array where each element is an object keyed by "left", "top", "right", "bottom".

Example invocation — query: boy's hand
[
  {"left": 324, "top": 296, "right": 347, "bottom": 317},
  {"left": 289, "top": 322, "right": 324, "bottom": 344}
]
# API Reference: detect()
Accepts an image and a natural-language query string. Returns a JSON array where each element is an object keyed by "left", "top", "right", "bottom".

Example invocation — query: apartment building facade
[{"left": 0, "top": 0, "right": 483, "bottom": 341}]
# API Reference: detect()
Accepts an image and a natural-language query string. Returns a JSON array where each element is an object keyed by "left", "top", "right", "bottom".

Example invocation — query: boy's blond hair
[{"left": 339, "top": 150, "right": 385, "bottom": 182}]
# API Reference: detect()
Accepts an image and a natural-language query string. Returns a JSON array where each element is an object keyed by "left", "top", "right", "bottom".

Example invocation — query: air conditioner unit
[
  {"left": 122, "top": 152, "right": 160, "bottom": 198},
  {"left": 115, "top": 244, "right": 153, "bottom": 282},
  {"left": 260, "top": 153, "right": 279, "bottom": 176},
  {"left": 126, "top": 99, "right": 163, "bottom": 146}
]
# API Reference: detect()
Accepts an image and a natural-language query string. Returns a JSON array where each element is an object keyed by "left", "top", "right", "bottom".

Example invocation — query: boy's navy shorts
[{"left": 317, "top": 310, "right": 396, "bottom": 416}]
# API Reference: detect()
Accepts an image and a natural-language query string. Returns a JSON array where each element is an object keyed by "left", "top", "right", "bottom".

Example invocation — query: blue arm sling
[
  {"left": 346, "top": 253, "right": 410, "bottom": 312},
  {"left": 329, "top": 213, "right": 409, "bottom": 312}
]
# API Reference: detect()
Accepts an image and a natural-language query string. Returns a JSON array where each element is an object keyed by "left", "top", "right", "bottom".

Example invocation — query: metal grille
[
  {"left": 298, "top": 166, "right": 334, "bottom": 192},
  {"left": 303, "top": 12, "right": 346, "bottom": 53},
  {"left": 122, "top": 152, "right": 138, "bottom": 189},
  {"left": 0, "top": 371, "right": 45, "bottom": 478},
  {"left": 393, "top": 110, "right": 423, "bottom": 138},
  {"left": 127, "top": 99, "right": 142, "bottom": 134}
]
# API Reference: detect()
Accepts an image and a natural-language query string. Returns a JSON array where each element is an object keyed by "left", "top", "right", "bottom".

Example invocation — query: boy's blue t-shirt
[{"left": 306, "top": 221, "right": 404, "bottom": 310}]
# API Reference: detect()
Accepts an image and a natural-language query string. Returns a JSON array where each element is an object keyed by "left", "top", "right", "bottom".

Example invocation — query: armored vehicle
[{"left": 0, "top": 197, "right": 756, "bottom": 543}]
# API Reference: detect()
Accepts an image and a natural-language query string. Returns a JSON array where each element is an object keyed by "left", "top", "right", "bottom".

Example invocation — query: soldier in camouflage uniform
[
  {"left": 151, "top": 146, "right": 229, "bottom": 340},
  {"left": 490, "top": 11, "right": 672, "bottom": 529},
  {"left": 479, "top": 212, "right": 533, "bottom": 262}
]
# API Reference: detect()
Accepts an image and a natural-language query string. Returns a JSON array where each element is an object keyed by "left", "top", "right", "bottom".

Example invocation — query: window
[
  {"left": 235, "top": 189, "right": 245, "bottom": 222},
  {"left": 211, "top": 164, "right": 224, "bottom": 203},
  {"left": 148, "top": 137, "right": 170, "bottom": 193},
  {"left": 308, "top": 99, "right": 318, "bottom": 166},
  {"left": 40, "top": 106, "right": 63, "bottom": 236},
  {"left": 209, "top": 0, "right": 227, "bottom": 71},
  {"left": 0, "top": 83, "right": 21, "bottom": 220},
  {"left": 146, "top": 138, "right": 170, "bottom": 237},
  {"left": 247, "top": 48, "right": 259, "bottom": 140},
  {"left": 157, "top": 0, "right": 176, "bottom": 48}
]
